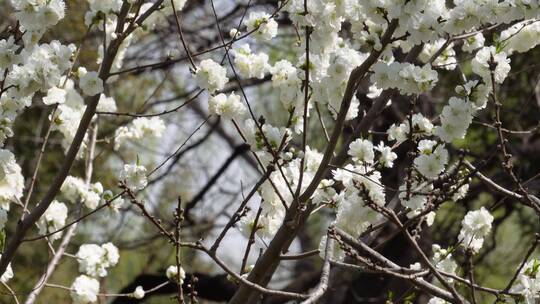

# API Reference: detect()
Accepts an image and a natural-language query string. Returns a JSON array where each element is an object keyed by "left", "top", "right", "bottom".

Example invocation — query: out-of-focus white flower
[
  {"left": 37, "top": 200, "right": 68, "bottom": 241},
  {"left": 78, "top": 67, "right": 103, "bottom": 96},
  {"left": 97, "top": 94, "right": 117, "bottom": 112},
  {"left": 70, "top": 275, "right": 99, "bottom": 304},
  {"left": 43, "top": 86, "right": 66, "bottom": 105}
]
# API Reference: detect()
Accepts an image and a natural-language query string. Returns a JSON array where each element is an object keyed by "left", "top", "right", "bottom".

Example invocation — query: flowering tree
[{"left": 2, "top": 0, "right": 540, "bottom": 303}]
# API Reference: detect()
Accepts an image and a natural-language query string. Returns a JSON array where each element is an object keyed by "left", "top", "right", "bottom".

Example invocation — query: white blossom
[
  {"left": 96, "top": 94, "right": 117, "bottom": 112},
  {"left": 166, "top": 265, "right": 186, "bottom": 284},
  {"left": 0, "top": 149, "right": 24, "bottom": 210},
  {"left": 10, "top": 0, "right": 66, "bottom": 32},
  {"left": 78, "top": 68, "right": 103, "bottom": 96},
  {"left": 432, "top": 244, "right": 458, "bottom": 282},
  {"left": 119, "top": 163, "right": 147, "bottom": 191},
  {"left": 374, "top": 142, "right": 397, "bottom": 168},
  {"left": 114, "top": 117, "right": 165, "bottom": 151},
  {"left": 246, "top": 12, "right": 278, "bottom": 41},
  {"left": 458, "top": 207, "right": 493, "bottom": 253},
  {"left": 413, "top": 143, "right": 448, "bottom": 179},
  {"left": 208, "top": 92, "right": 246, "bottom": 120},
  {"left": 43, "top": 86, "right": 66, "bottom": 105},
  {"left": 510, "top": 258, "right": 540, "bottom": 304},
  {"left": 232, "top": 44, "right": 270, "bottom": 79},
  {"left": 60, "top": 176, "right": 103, "bottom": 210},
  {"left": 500, "top": 21, "right": 540, "bottom": 54},
  {"left": 76, "top": 243, "right": 119, "bottom": 277},
  {"left": 194, "top": 59, "right": 228, "bottom": 93},
  {"left": 70, "top": 275, "right": 99, "bottom": 304},
  {"left": 471, "top": 46, "right": 511, "bottom": 84},
  {"left": 462, "top": 33, "right": 485, "bottom": 53},
  {"left": 348, "top": 139, "right": 374, "bottom": 164},
  {"left": 371, "top": 62, "right": 438, "bottom": 95},
  {"left": 0, "top": 37, "right": 18, "bottom": 69},
  {"left": 37, "top": 200, "right": 68, "bottom": 241},
  {"left": 133, "top": 286, "right": 145, "bottom": 299}
]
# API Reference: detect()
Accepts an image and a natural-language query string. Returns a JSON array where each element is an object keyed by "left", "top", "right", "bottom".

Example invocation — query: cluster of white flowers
[
  {"left": 462, "top": 33, "right": 485, "bottom": 53},
  {"left": 430, "top": 79, "right": 490, "bottom": 146},
  {"left": 6, "top": 0, "right": 540, "bottom": 299},
  {"left": 270, "top": 60, "right": 302, "bottom": 111},
  {"left": 1, "top": 40, "right": 75, "bottom": 146},
  {"left": 370, "top": 62, "right": 438, "bottom": 95},
  {"left": 208, "top": 92, "right": 246, "bottom": 120},
  {"left": 194, "top": 59, "right": 229, "bottom": 93},
  {"left": 413, "top": 140, "right": 449, "bottom": 179},
  {"left": 241, "top": 148, "right": 333, "bottom": 238},
  {"left": 119, "top": 163, "right": 148, "bottom": 191},
  {"left": 47, "top": 79, "right": 88, "bottom": 154},
  {"left": 458, "top": 207, "right": 494, "bottom": 252},
  {"left": 499, "top": 21, "right": 540, "bottom": 55},
  {"left": 242, "top": 118, "right": 291, "bottom": 157},
  {"left": 245, "top": 11, "right": 278, "bottom": 41},
  {"left": 5, "top": 41, "right": 75, "bottom": 97},
  {"left": 348, "top": 139, "right": 397, "bottom": 169},
  {"left": 0, "top": 149, "right": 24, "bottom": 211},
  {"left": 434, "top": 97, "right": 474, "bottom": 143},
  {"left": 9, "top": 0, "right": 65, "bottom": 34},
  {"left": 37, "top": 200, "right": 68, "bottom": 241},
  {"left": 232, "top": 44, "right": 270, "bottom": 79},
  {"left": 166, "top": 265, "right": 186, "bottom": 284},
  {"left": 331, "top": 163, "right": 386, "bottom": 237},
  {"left": 43, "top": 86, "right": 67, "bottom": 105},
  {"left": 419, "top": 39, "right": 457, "bottom": 70},
  {"left": 387, "top": 113, "right": 433, "bottom": 143},
  {"left": 70, "top": 275, "right": 100, "bottom": 304},
  {"left": 375, "top": 143, "right": 398, "bottom": 168},
  {"left": 76, "top": 243, "right": 119, "bottom": 277},
  {"left": 510, "top": 258, "right": 540, "bottom": 304},
  {"left": 114, "top": 117, "right": 166, "bottom": 151},
  {"left": 311, "top": 45, "right": 367, "bottom": 121},
  {"left": 61, "top": 176, "right": 104, "bottom": 210}
]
